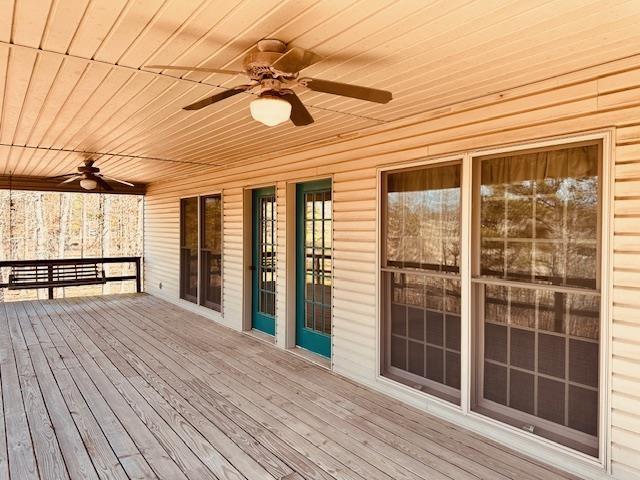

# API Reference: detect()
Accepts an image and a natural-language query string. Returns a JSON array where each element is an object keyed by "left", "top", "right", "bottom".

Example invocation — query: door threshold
[
  {"left": 289, "top": 346, "right": 331, "bottom": 370},
  {"left": 246, "top": 329, "right": 276, "bottom": 345}
]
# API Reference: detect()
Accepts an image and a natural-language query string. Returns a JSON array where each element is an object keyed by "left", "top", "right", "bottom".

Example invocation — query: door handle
[{"left": 249, "top": 265, "right": 256, "bottom": 271}]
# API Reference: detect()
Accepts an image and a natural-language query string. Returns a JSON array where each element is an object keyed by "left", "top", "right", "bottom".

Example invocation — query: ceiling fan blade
[
  {"left": 271, "top": 47, "right": 322, "bottom": 73},
  {"left": 101, "top": 175, "right": 134, "bottom": 187},
  {"left": 51, "top": 173, "right": 78, "bottom": 180},
  {"left": 96, "top": 177, "right": 114, "bottom": 192},
  {"left": 281, "top": 92, "right": 314, "bottom": 126},
  {"left": 59, "top": 175, "right": 82, "bottom": 185},
  {"left": 183, "top": 84, "right": 254, "bottom": 111},
  {"left": 145, "top": 65, "right": 245, "bottom": 76},
  {"left": 300, "top": 77, "right": 392, "bottom": 104}
]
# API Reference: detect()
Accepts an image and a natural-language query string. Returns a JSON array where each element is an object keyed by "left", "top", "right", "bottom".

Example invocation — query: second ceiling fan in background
[
  {"left": 147, "top": 39, "right": 392, "bottom": 127},
  {"left": 53, "top": 157, "right": 135, "bottom": 191}
]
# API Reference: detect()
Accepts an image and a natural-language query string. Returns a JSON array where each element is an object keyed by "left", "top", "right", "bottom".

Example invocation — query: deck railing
[{"left": 0, "top": 256, "right": 142, "bottom": 299}]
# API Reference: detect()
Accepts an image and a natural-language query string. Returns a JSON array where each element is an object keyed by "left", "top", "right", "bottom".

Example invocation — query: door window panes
[
  {"left": 303, "top": 190, "right": 332, "bottom": 335},
  {"left": 258, "top": 193, "right": 276, "bottom": 316}
]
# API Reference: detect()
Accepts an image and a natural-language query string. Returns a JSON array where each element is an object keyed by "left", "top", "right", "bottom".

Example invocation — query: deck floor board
[{"left": 0, "top": 294, "right": 577, "bottom": 480}]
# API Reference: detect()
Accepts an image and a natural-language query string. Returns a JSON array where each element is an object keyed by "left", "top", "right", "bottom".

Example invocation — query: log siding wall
[{"left": 144, "top": 56, "right": 640, "bottom": 480}]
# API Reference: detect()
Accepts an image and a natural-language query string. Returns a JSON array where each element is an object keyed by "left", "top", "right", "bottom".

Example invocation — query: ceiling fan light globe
[
  {"left": 250, "top": 96, "right": 291, "bottom": 126},
  {"left": 80, "top": 178, "right": 98, "bottom": 190}
]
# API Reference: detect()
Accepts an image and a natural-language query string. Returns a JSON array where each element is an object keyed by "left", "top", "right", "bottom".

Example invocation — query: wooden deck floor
[{"left": 0, "top": 294, "right": 576, "bottom": 480}]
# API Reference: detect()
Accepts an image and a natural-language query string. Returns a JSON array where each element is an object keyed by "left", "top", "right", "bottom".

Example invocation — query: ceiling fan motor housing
[
  {"left": 255, "top": 78, "right": 287, "bottom": 96},
  {"left": 256, "top": 38, "right": 287, "bottom": 53},
  {"left": 78, "top": 164, "right": 100, "bottom": 174},
  {"left": 242, "top": 51, "right": 296, "bottom": 80}
]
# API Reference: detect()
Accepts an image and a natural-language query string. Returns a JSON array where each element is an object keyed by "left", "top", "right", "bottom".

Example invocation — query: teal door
[
  {"left": 296, "top": 180, "right": 332, "bottom": 358},
  {"left": 252, "top": 187, "right": 276, "bottom": 335}
]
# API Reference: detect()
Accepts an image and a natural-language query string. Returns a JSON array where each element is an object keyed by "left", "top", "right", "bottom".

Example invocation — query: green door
[
  {"left": 252, "top": 187, "right": 276, "bottom": 335},
  {"left": 296, "top": 179, "right": 332, "bottom": 358}
]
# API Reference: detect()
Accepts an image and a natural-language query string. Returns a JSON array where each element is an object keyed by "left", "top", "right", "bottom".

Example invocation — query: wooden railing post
[
  {"left": 135, "top": 257, "right": 142, "bottom": 293},
  {"left": 47, "top": 264, "right": 54, "bottom": 299}
]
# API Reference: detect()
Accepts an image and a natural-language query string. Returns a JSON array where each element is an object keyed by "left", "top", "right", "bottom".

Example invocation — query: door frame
[
  {"left": 242, "top": 184, "right": 277, "bottom": 334},
  {"left": 251, "top": 186, "right": 277, "bottom": 336}
]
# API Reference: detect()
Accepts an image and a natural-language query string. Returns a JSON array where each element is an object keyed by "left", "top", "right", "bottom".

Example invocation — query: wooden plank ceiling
[{"left": 0, "top": 0, "right": 639, "bottom": 185}]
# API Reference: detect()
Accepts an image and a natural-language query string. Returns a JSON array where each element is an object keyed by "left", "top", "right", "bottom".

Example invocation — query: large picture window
[
  {"left": 179, "top": 194, "right": 222, "bottom": 311},
  {"left": 381, "top": 162, "right": 462, "bottom": 404},
  {"left": 472, "top": 141, "right": 601, "bottom": 456},
  {"left": 379, "top": 137, "right": 605, "bottom": 458}
]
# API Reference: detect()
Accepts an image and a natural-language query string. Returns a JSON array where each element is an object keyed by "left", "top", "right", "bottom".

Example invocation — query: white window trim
[{"left": 374, "top": 130, "right": 614, "bottom": 479}]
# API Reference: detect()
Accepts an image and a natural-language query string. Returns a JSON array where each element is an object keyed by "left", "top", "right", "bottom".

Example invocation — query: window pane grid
[
  {"left": 484, "top": 318, "right": 598, "bottom": 343},
  {"left": 258, "top": 194, "right": 276, "bottom": 316},
  {"left": 304, "top": 191, "right": 332, "bottom": 335},
  {"left": 479, "top": 148, "right": 598, "bottom": 289},
  {"left": 483, "top": 358, "right": 598, "bottom": 392},
  {"left": 388, "top": 272, "right": 461, "bottom": 390},
  {"left": 481, "top": 284, "right": 600, "bottom": 428}
]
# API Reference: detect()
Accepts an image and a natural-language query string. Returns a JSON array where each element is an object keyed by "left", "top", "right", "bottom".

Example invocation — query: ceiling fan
[
  {"left": 146, "top": 39, "right": 392, "bottom": 127},
  {"left": 53, "top": 158, "right": 135, "bottom": 191}
]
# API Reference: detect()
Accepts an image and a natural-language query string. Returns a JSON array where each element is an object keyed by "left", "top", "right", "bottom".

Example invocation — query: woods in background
[{"left": 0, "top": 190, "right": 143, "bottom": 301}]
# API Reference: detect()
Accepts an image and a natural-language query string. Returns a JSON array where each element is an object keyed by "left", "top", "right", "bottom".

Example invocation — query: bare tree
[{"left": 59, "top": 193, "right": 70, "bottom": 257}]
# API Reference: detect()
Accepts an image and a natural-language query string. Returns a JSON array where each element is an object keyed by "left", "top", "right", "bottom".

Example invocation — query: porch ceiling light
[
  {"left": 250, "top": 95, "right": 291, "bottom": 126},
  {"left": 80, "top": 177, "right": 98, "bottom": 190}
]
